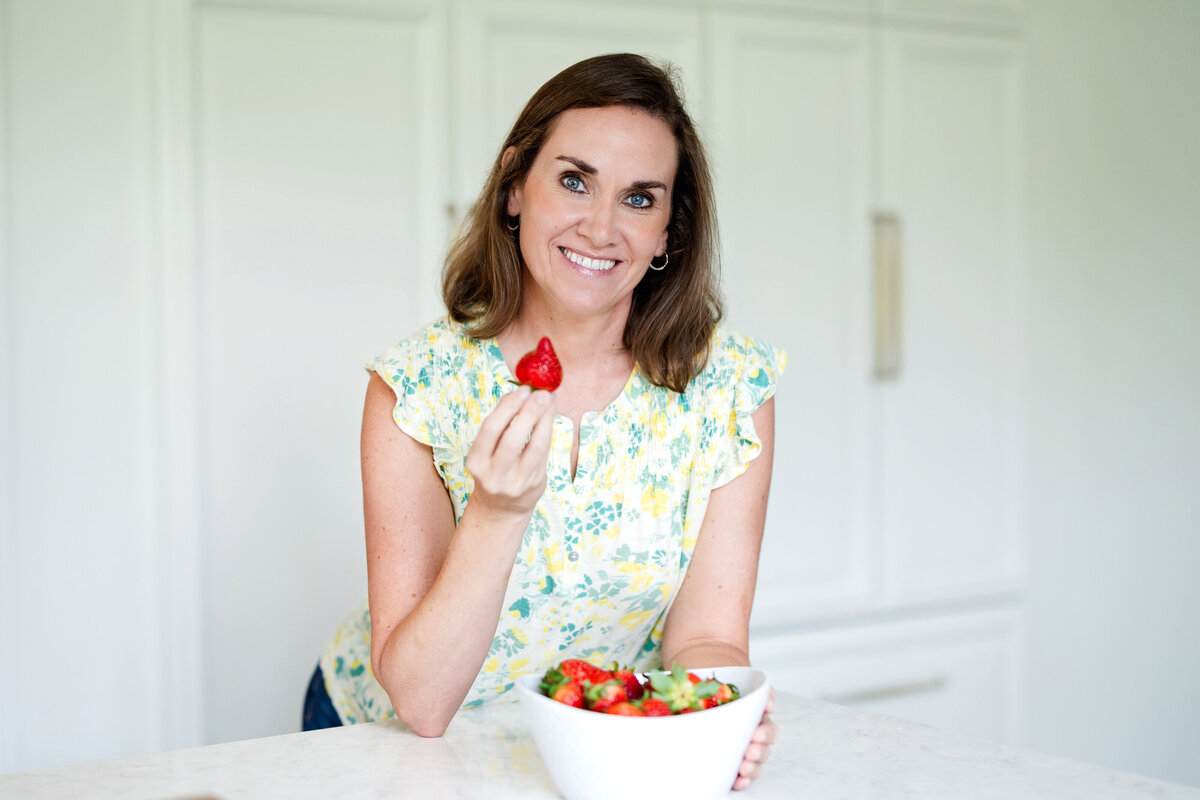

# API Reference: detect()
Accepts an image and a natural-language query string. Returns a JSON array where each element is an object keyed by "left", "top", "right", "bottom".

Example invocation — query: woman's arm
[
  {"left": 362, "top": 373, "right": 555, "bottom": 737},
  {"left": 660, "top": 397, "right": 775, "bottom": 669},
  {"left": 660, "top": 397, "right": 777, "bottom": 791}
]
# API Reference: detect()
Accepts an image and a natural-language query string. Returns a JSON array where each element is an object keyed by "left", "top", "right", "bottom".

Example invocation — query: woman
[{"left": 305, "top": 53, "right": 784, "bottom": 790}]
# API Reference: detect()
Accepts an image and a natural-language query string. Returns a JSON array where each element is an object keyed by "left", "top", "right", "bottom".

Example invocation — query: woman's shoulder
[
  {"left": 367, "top": 316, "right": 494, "bottom": 377},
  {"left": 694, "top": 325, "right": 788, "bottom": 391}
]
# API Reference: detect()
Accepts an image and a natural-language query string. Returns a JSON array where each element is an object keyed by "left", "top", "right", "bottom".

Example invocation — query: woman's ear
[{"left": 501, "top": 147, "right": 523, "bottom": 216}]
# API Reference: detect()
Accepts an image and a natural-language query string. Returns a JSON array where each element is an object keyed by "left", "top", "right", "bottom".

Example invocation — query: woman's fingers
[
  {"left": 742, "top": 742, "right": 771, "bottom": 764},
  {"left": 518, "top": 393, "right": 556, "bottom": 473},
  {"left": 472, "top": 386, "right": 532, "bottom": 460},
  {"left": 493, "top": 390, "right": 553, "bottom": 466},
  {"left": 752, "top": 714, "right": 778, "bottom": 745},
  {"left": 466, "top": 388, "right": 556, "bottom": 511},
  {"left": 732, "top": 712, "right": 778, "bottom": 791}
]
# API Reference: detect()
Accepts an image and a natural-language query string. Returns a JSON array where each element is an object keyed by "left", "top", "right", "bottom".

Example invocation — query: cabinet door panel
[
  {"left": 880, "top": 0, "right": 1024, "bottom": 29},
  {"left": 879, "top": 31, "right": 1025, "bottom": 604},
  {"left": 453, "top": 1, "right": 702, "bottom": 211},
  {"left": 751, "top": 610, "right": 1022, "bottom": 742},
  {"left": 709, "top": 15, "right": 875, "bottom": 625},
  {"left": 197, "top": 3, "right": 447, "bottom": 743}
]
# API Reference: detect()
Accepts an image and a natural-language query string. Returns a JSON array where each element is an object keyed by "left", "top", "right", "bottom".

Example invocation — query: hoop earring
[
  {"left": 506, "top": 217, "right": 519, "bottom": 231},
  {"left": 649, "top": 252, "right": 668, "bottom": 271}
]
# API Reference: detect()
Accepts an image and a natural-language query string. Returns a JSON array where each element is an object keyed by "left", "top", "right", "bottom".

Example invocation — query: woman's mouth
[{"left": 560, "top": 246, "right": 618, "bottom": 273}]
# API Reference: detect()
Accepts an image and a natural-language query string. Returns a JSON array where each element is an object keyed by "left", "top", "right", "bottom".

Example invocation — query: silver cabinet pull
[
  {"left": 873, "top": 211, "right": 903, "bottom": 381},
  {"left": 819, "top": 675, "right": 946, "bottom": 706}
]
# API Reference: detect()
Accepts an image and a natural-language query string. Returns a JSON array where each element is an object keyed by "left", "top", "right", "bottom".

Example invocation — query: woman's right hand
[{"left": 464, "top": 385, "right": 556, "bottom": 520}]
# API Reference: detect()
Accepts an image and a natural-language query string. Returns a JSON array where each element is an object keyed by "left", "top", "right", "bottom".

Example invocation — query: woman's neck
[{"left": 502, "top": 293, "right": 634, "bottom": 378}]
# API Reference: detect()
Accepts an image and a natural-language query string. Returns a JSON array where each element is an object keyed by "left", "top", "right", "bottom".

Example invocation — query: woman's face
[{"left": 507, "top": 105, "right": 677, "bottom": 322}]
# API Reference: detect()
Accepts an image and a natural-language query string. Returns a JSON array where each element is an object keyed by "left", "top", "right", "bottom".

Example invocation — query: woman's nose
[{"left": 576, "top": 201, "right": 616, "bottom": 247}]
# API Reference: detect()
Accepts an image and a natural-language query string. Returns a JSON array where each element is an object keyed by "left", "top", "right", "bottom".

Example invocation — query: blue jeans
[{"left": 302, "top": 663, "right": 343, "bottom": 731}]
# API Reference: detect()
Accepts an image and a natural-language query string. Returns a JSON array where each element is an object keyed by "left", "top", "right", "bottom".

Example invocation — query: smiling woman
[{"left": 309, "top": 53, "right": 785, "bottom": 792}]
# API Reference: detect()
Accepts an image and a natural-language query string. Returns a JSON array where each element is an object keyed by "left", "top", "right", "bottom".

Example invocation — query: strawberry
[
  {"left": 558, "top": 658, "right": 611, "bottom": 685},
  {"left": 514, "top": 337, "right": 562, "bottom": 391},
  {"left": 584, "top": 679, "right": 627, "bottom": 713},
  {"left": 638, "top": 697, "right": 672, "bottom": 716},
  {"left": 604, "top": 701, "right": 645, "bottom": 716},
  {"left": 647, "top": 663, "right": 706, "bottom": 713},
  {"left": 644, "top": 663, "right": 731, "bottom": 713},
  {"left": 551, "top": 680, "right": 585, "bottom": 709},
  {"left": 696, "top": 680, "right": 738, "bottom": 709},
  {"left": 539, "top": 667, "right": 585, "bottom": 709},
  {"left": 613, "top": 667, "right": 644, "bottom": 700}
]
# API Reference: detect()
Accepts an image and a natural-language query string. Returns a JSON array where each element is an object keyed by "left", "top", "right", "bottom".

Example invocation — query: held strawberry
[{"left": 514, "top": 337, "right": 562, "bottom": 391}]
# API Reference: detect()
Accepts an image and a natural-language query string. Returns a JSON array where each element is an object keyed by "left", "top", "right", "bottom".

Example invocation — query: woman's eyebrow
[
  {"left": 556, "top": 155, "right": 597, "bottom": 174},
  {"left": 555, "top": 155, "right": 668, "bottom": 192}
]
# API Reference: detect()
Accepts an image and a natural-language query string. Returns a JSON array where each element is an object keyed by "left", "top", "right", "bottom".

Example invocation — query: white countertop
[{"left": 2, "top": 692, "right": 1197, "bottom": 799}]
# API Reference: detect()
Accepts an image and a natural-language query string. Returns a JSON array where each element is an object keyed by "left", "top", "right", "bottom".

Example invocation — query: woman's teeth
[{"left": 561, "top": 247, "right": 617, "bottom": 272}]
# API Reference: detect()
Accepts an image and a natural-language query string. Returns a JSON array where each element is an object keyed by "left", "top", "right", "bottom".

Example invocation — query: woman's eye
[
  {"left": 562, "top": 175, "right": 584, "bottom": 192},
  {"left": 627, "top": 193, "right": 652, "bottom": 208}
]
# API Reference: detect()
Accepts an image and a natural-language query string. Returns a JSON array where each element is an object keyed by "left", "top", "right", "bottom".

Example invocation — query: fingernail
[
  {"left": 516, "top": 385, "right": 531, "bottom": 399},
  {"left": 533, "top": 390, "right": 551, "bottom": 405}
]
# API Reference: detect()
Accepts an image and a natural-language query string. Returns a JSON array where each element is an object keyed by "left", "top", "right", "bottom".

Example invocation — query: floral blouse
[{"left": 320, "top": 317, "right": 785, "bottom": 723}]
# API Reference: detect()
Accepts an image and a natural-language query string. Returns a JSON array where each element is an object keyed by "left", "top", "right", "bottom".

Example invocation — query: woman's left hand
[{"left": 733, "top": 687, "right": 778, "bottom": 791}]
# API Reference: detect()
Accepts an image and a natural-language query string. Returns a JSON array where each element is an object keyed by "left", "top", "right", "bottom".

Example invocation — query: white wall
[
  {"left": 1024, "top": 0, "right": 1200, "bottom": 787},
  {"left": 3, "top": 0, "right": 1200, "bottom": 786}
]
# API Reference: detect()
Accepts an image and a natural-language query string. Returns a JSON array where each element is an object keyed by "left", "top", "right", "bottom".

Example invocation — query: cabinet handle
[
  {"left": 818, "top": 675, "right": 946, "bottom": 706},
  {"left": 873, "top": 211, "right": 903, "bottom": 381}
]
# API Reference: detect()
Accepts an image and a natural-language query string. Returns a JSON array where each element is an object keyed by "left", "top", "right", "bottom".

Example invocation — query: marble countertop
[{"left": 2, "top": 692, "right": 1197, "bottom": 799}]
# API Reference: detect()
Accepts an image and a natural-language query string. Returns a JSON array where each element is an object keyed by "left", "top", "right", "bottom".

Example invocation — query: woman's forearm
[
  {"left": 663, "top": 640, "right": 751, "bottom": 670},
  {"left": 372, "top": 503, "right": 531, "bottom": 737}
]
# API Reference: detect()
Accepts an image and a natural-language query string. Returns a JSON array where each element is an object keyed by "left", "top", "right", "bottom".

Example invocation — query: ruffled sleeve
[
  {"left": 707, "top": 330, "right": 788, "bottom": 489},
  {"left": 364, "top": 324, "right": 457, "bottom": 452}
]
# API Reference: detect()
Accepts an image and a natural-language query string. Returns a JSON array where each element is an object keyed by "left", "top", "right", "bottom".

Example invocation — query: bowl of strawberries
[{"left": 515, "top": 659, "right": 769, "bottom": 800}]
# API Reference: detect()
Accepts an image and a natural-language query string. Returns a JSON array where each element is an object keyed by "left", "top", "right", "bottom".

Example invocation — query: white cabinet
[
  {"left": 877, "top": 29, "right": 1026, "bottom": 606},
  {"left": 708, "top": 15, "right": 877, "bottom": 622},
  {"left": 709, "top": 9, "right": 1026, "bottom": 739},
  {"left": 709, "top": 11, "right": 1026, "bottom": 625},
  {"left": 752, "top": 610, "right": 1023, "bottom": 742}
]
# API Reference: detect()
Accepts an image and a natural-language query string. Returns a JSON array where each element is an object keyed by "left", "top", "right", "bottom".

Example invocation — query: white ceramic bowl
[{"left": 516, "top": 666, "right": 769, "bottom": 800}]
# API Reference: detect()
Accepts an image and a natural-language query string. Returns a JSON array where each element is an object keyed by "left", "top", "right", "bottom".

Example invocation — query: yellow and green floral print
[{"left": 320, "top": 317, "right": 785, "bottom": 723}]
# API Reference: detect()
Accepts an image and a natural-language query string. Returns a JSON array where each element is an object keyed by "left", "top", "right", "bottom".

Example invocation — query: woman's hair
[{"left": 442, "top": 52, "right": 723, "bottom": 393}]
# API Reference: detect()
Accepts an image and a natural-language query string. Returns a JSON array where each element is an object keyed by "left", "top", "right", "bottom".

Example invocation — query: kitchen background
[{"left": 2, "top": 0, "right": 1198, "bottom": 787}]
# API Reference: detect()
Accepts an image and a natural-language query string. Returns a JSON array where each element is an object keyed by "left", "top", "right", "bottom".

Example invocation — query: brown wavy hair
[{"left": 442, "top": 53, "right": 722, "bottom": 393}]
